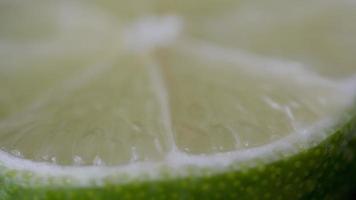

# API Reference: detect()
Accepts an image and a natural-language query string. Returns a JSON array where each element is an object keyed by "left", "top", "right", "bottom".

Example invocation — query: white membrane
[
  {"left": 144, "top": 55, "right": 178, "bottom": 152},
  {"left": 0, "top": 116, "right": 350, "bottom": 186},
  {"left": 123, "top": 16, "right": 183, "bottom": 52}
]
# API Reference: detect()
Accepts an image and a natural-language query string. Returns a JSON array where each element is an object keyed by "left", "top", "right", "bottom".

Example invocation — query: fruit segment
[
  {"left": 0, "top": 55, "right": 170, "bottom": 166},
  {"left": 157, "top": 45, "right": 351, "bottom": 154},
  {"left": 187, "top": 0, "right": 356, "bottom": 78}
]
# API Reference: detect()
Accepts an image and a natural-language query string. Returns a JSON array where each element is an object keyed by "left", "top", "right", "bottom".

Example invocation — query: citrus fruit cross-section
[{"left": 0, "top": 0, "right": 356, "bottom": 199}]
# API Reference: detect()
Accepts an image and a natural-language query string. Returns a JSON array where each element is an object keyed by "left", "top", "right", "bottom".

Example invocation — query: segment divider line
[{"left": 142, "top": 53, "right": 180, "bottom": 154}]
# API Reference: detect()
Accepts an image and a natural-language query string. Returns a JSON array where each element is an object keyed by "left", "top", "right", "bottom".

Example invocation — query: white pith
[
  {"left": 0, "top": 0, "right": 356, "bottom": 187},
  {"left": 0, "top": 115, "right": 353, "bottom": 187}
]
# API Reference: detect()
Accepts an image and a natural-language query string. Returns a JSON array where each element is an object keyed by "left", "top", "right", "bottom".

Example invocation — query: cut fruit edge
[
  {"left": 1, "top": 4, "right": 356, "bottom": 187},
  {"left": 0, "top": 100, "right": 355, "bottom": 188},
  {"left": 1, "top": 36, "right": 356, "bottom": 187}
]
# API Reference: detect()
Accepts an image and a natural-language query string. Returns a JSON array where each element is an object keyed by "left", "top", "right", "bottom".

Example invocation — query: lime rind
[
  {"left": 0, "top": 106, "right": 355, "bottom": 199},
  {"left": 1, "top": 102, "right": 355, "bottom": 188}
]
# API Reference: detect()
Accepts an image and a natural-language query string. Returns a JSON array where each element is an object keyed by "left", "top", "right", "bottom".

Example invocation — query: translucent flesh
[{"left": 0, "top": 0, "right": 355, "bottom": 166}]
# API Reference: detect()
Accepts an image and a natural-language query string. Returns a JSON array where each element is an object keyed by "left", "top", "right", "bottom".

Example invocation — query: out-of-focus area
[{"left": 1, "top": 0, "right": 355, "bottom": 77}]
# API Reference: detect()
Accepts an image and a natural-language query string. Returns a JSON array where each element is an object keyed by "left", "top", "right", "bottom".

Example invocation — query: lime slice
[{"left": 1, "top": 0, "right": 356, "bottom": 199}]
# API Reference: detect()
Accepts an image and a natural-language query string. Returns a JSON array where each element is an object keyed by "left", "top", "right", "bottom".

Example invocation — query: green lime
[{"left": 0, "top": 0, "right": 355, "bottom": 199}]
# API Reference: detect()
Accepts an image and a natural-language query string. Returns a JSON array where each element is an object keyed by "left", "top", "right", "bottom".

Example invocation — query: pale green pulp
[{"left": 0, "top": 0, "right": 355, "bottom": 166}]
